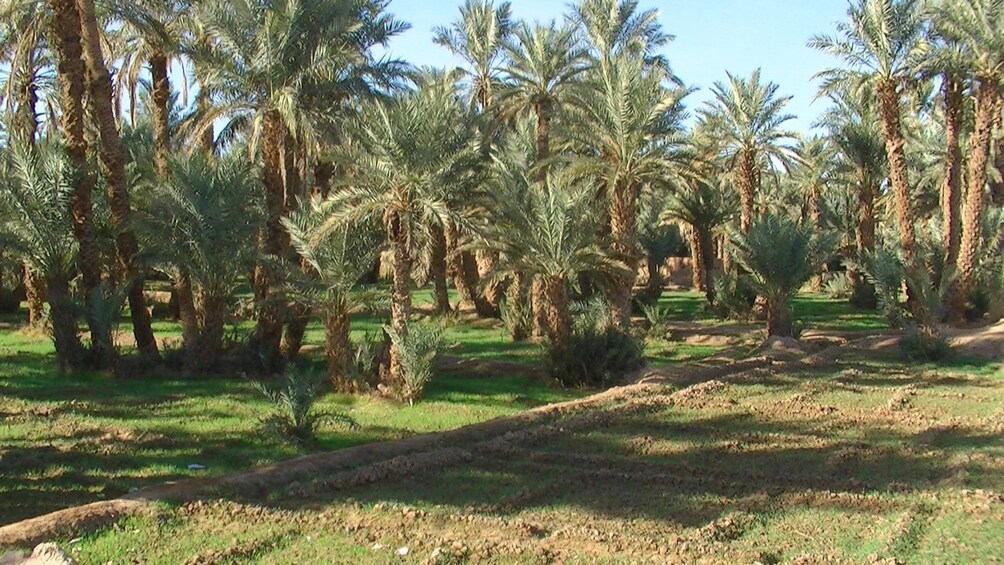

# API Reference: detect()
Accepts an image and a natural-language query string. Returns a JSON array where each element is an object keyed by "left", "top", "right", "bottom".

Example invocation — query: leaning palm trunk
[
  {"left": 14, "top": 74, "right": 47, "bottom": 328},
  {"left": 608, "top": 179, "right": 639, "bottom": 328},
  {"left": 76, "top": 0, "right": 158, "bottom": 358},
  {"left": 323, "top": 309, "right": 353, "bottom": 391},
  {"left": 46, "top": 275, "right": 85, "bottom": 370},
  {"left": 446, "top": 225, "right": 494, "bottom": 317},
  {"left": 953, "top": 78, "right": 1000, "bottom": 317},
  {"left": 47, "top": 0, "right": 113, "bottom": 362},
  {"left": 388, "top": 214, "right": 412, "bottom": 384}
]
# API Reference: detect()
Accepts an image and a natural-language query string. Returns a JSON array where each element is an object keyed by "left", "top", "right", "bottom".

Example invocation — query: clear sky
[{"left": 382, "top": 0, "right": 852, "bottom": 133}]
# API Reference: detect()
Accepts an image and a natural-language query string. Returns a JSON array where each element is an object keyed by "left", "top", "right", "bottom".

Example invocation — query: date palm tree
[
  {"left": 811, "top": 0, "right": 925, "bottom": 268},
  {"left": 484, "top": 170, "right": 629, "bottom": 356},
  {"left": 325, "top": 74, "right": 480, "bottom": 384},
  {"left": 700, "top": 69, "right": 798, "bottom": 233},
  {"left": 730, "top": 215, "right": 835, "bottom": 337},
  {"left": 928, "top": 0, "right": 1004, "bottom": 319},
  {"left": 193, "top": 0, "right": 407, "bottom": 369},
  {"left": 566, "top": 53, "right": 689, "bottom": 327},
  {"left": 0, "top": 138, "right": 83, "bottom": 369},
  {"left": 283, "top": 196, "right": 382, "bottom": 391},
  {"left": 571, "top": 0, "right": 673, "bottom": 69},
  {"left": 137, "top": 152, "right": 262, "bottom": 370}
]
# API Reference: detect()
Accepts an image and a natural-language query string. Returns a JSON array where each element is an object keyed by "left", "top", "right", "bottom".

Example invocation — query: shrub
[
  {"left": 251, "top": 369, "right": 356, "bottom": 446},
  {"left": 822, "top": 272, "right": 853, "bottom": 300},
  {"left": 385, "top": 321, "right": 448, "bottom": 405},
  {"left": 498, "top": 294, "right": 532, "bottom": 342},
  {"left": 546, "top": 298, "right": 645, "bottom": 388},
  {"left": 713, "top": 270, "right": 757, "bottom": 321},
  {"left": 899, "top": 325, "right": 953, "bottom": 362},
  {"left": 639, "top": 301, "right": 672, "bottom": 337}
]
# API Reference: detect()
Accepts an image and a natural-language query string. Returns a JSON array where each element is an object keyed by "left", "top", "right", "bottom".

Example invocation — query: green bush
[
  {"left": 713, "top": 270, "right": 757, "bottom": 321},
  {"left": 252, "top": 369, "right": 355, "bottom": 446},
  {"left": 899, "top": 325, "right": 953, "bottom": 362},
  {"left": 385, "top": 321, "right": 448, "bottom": 405},
  {"left": 546, "top": 298, "right": 645, "bottom": 388},
  {"left": 822, "top": 272, "right": 853, "bottom": 299}
]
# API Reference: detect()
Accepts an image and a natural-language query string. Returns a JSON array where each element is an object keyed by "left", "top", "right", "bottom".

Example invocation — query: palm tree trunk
[
  {"left": 46, "top": 274, "right": 84, "bottom": 371},
  {"left": 445, "top": 225, "right": 494, "bottom": 317},
  {"left": 324, "top": 308, "right": 353, "bottom": 391},
  {"left": 697, "top": 228, "right": 716, "bottom": 306},
  {"left": 941, "top": 75, "right": 964, "bottom": 278},
  {"left": 24, "top": 266, "right": 46, "bottom": 328},
  {"left": 850, "top": 175, "right": 877, "bottom": 310},
  {"left": 738, "top": 149, "right": 757, "bottom": 232},
  {"left": 808, "top": 182, "right": 823, "bottom": 291},
  {"left": 953, "top": 77, "right": 1000, "bottom": 317},
  {"left": 876, "top": 79, "right": 918, "bottom": 266},
  {"left": 608, "top": 179, "right": 639, "bottom": 328},
  {"left": 192, "top": 292, "right": 227, "bottom": 371},
  {"left": 642, "top": 255, "right": 663, "bottom": 302},
  {"left": 150, "top": 52, "right": 171, "bottom": 177},
  {"left": 542, "top": 275, "right": 570, "bottom": 355},
  {"left": 430, "top": 224, "right": 451, "bottom": 314},
  {"left": 76, "top": 0, "right": 158, "bottom": 358},
  {"left": 766, "top": 297, "right": 793, "bottom": 337},
  {"left": 47, "top": 0, "right": 113, "bottom": 364},
  {"left": 388, "top": 213, "right": 412, "bottom": 384},
  {"left": 507, "top": 272, "right": 528, "bottom": 341},
  {"left": 250, "top": 111, "right": 288, "bottom": 372}
]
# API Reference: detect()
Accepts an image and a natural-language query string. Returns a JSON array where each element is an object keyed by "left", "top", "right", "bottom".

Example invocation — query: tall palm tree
[
  {"left": 326, "top": 75, "right": 480, "bottom": 384},
  {"left": 700, "top": 69, "right": 798, "bottom": 233},
  {"left": 500, "top": 20, "right": 587, "bottom": 184},
  {"left": 811, "top": 0, "right": 926, "bottom": 268},
  {"left": 0, "top": 138, "right": 83, "bottom": 369},
  {"left": 822, "top": 95, "right": 887, "bottom": 309},
  {"left": 46, "top": 0, "right": 114, "bottom": 362},
  {"left": 194, "top": 0, "right": 407, "bottom": 369},
  {"left": 929, "top": 0, "right": 1004, "bottom": 319},
  {"left": 76, "top": 0, "right": 159, "bottom": 358},
  {"left": 433, "top": 0, "right": 513, "bottom": 316},
  {"left": 567, "top": 54, "right": 689, "bottom": 327},
  {"left": 571, "top": 0, "right": 673, "bottom": 69}
]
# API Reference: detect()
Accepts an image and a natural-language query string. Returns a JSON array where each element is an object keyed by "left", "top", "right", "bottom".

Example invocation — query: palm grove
[{"left": 1, "top": 0, "right": 1003, "bottom": 401}]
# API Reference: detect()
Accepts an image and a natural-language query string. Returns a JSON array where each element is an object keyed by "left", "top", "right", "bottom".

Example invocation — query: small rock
[{"left": 397, "top": 546, "right": 409, "bottom": 556}]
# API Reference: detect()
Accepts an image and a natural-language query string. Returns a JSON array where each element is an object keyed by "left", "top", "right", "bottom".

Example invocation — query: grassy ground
[{"left": 57, "top": 350, "right": 1003, "bottom": 564}]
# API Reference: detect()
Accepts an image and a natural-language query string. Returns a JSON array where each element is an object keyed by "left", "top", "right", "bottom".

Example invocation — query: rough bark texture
[
  {"left": 192, "top": 293, "right": 227, "bottom": 371},
  {"left": 430, "top": 224, "right": 451, "bottom": 314},
  {"left": 47, "top": 0, "right": 113, "bottom": 363},
  {"left": 766, "top": 297, "right": 793, "bottom": 337},
  {"left": 876, "top": 79, "right": 918, "bottom": 266},
  {"left": 808, "top": 182, "right": 823, "bottom": 291},
  {"left": 46, "top": 275, "right": 84, "bottom": 370},
  {"left": 249, "top": 112, "right": 288, "bottom": 372},
  {"left": 149, "top": 52, "right": 171, "bottom": 177},
  {"left": 697, "top": 228, "right": 716, "bottom": 306},
  {"left": 531, "top": 279, "right": 547, "bottom": 338},
  {"left": 324, "top": 309, "right": 353, "bottom": 391},
  {"left": 174, "top": 270, "right": 199, "bottom": 347},
  {"left": 941, "top": 76, "right": 964, "bottom": 277},
  {"left": 388, "top": 214, "right": 412, "bottom": 385},
  {"left": 737, "top": 148, "right": 757, "bottom": 233},
  {"left": 608, "top": 179, "right": 639, "bottom": 328},
  {"left": 24, "top": 266, "right": 46, "bottom": 328},
  {"left": 282, "top": 300, "right": 310, "bottom": 362},
  {"left": 446, "top": 226, "right": 494, "bottom": 317},
  {"left": 76, "top": 0, "right": 158, "bottom": 357},
  {"left": 953, "top": 78, "right": 999, "bottom": 317},
  {"left": 851, "top": 174, "right": 878, "bottom": 310},
  {"left": 542, "top": 276, "right": 570, "bottom": 355}
]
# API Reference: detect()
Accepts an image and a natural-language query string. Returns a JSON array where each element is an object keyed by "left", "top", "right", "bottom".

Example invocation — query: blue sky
[{"left": 382, "top": 0, "right": 852, "bottom": 133}]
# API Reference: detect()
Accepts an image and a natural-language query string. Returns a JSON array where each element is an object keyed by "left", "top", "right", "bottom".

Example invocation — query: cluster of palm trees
[{"left": 1, "top": 0, "right": 1002, "bottom": 387}]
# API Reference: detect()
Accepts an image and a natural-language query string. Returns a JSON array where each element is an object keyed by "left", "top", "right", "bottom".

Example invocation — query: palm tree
[
  {"left": 730, "top": 215, "right": 835, "bottom": 337},
  {"left": 571, "top": 0, "right": 673, "bottom": 69},
  {"left": 283, "top": 196, "right": 383, "bottom": 390},
  {"left": 0, "top": 138, "right": 83, "bottom": 369},
  {"left": 137, "top": 152, "right": 262, "bottom": 370},
  {"left": 46, "top": 0, "right": 113, "bottom": 361},
  {"left": 193, "top": 0, "right": 407, "bottom": 369},
  {"left": 326, "top": 75, "right": 480, "bottom": 384},
  {"left": 500, "top": 20, "right": 587, "bottom": 184},
  {"left": 811, "top": 0, "right": 926, "bottom": 268},
  {"left": 929, "top": 0, "right": 1004, "bottom": 319},
  {"left": 485, "top": 170, "right": 628, "bottom": 356},
  {"left": 566, "top": 54, "right": 689, "bottom": 327},
  {"left": 664, "top": 176, "right": 737, "bottom": 306},
  {"left": 700, "top": 69, "right": 798, "bottom": 233},
  {"left": 822, "top": 95, "right": 887, "bottom": 309},
  {"left": 433, "top": 0, "right": 513, "bottom": 316},
  {"left": 76, "top": 0, "right": 159, "bottom": 358},
  {"left": 636, "top": 193, "right": 682, "bottom": 303}
]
